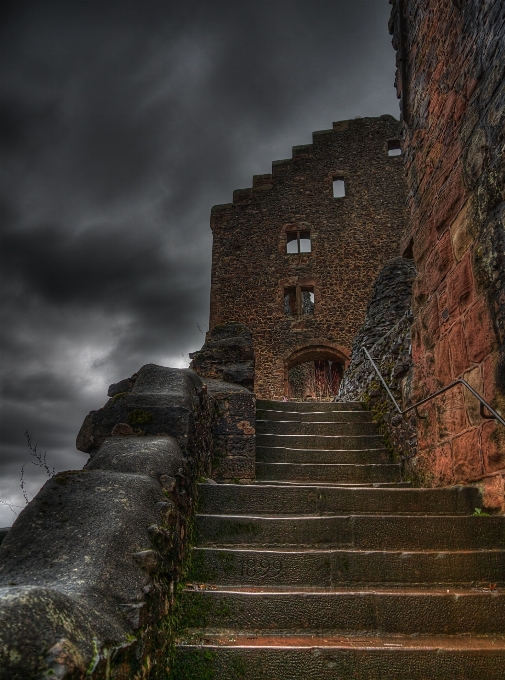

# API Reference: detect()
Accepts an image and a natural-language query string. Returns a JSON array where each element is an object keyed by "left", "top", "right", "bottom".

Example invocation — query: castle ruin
[{"left": 209, "top": 115, "right": 407, "bottom": 399}]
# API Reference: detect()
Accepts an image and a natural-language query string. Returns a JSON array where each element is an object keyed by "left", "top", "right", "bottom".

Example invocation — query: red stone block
[
  {"left": 434, "top": 334, "right": 452, "bottom": 387},
  {"left": 481, "top": 474, "right": 505, "bottom": 513},
  {"left": 430, "top": 441, "right": 455, "bottom": 486},
  {"left": 421, "top": 297, "right": 440, "bottom": 348},
  {"left": 411, "top": 318, "right": 424, "bottom": 363},
  {"left": 452, "top": 428, "right": 483, "bottom": 482},
  {"left": 463, "top": 299, "right": 496, "bottom": 363},
  {"left": 411, "top": 354, "right": 436, "bottom": 403},
  {"left": 415, "top": 401, "right": 437, "bottom": 453},
  {"left": 481, "top": 420, "right": 505, "bottom": 473},
  {"left": 428, "top": 167, "right": 467, "bottom": 235},
  {"left": 448, "top": 320, "right": 469, "bottom": 378},
  {"left": 436, "top": 384, "right": 468, "bottom": 440},
  {"left": 424, "top": 231, "right": 454, "bottom": 293},
  {"left": 482, "top": 352, "right": 497, "bottom": 404},
  {"left": 446, "top": 251, "right": 474, "bottom": 313}
]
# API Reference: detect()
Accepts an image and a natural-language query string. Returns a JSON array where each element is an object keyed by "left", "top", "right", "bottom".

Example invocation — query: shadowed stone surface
[
  {"left": 0, "top": 368, "right": 213, "bottom": 679},
  {"left": 189, "top": 322, "right": 254, "bottom": 390},
  {"left": 176, "top": 398, "right": 505, "bottom": 677},
  {"left": 76, "top": 364, "right": 212, "bottom": 457}
]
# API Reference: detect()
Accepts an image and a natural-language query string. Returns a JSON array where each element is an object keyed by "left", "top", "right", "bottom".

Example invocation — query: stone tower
[{"left": 209, "top": 115, "right": 408, "bottom": 398}]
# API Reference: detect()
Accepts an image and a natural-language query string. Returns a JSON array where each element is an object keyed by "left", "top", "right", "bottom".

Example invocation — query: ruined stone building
[
  {"left": 1, "top": 2, "right": 504, "bottom": 678},
  {"left": 209, "top": 115, "right": 408, "bottom": 399}
]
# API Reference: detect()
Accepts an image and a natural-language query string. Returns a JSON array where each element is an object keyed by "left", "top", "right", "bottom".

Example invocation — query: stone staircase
[{"left": 174, "top": 400, "right": 505, "bottom": 679}]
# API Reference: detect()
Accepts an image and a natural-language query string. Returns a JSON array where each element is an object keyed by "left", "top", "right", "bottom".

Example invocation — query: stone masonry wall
[
  {"left": 189, "top": 322, "right": 256, "bottom": 482},
  {"left": 0, "top": 367, "right": 214, "bottom": 679},
  {"left": 209, "top": 115, "right": 408, "bottom": 399},
  {"left": 389, "top": 0, "right": 505, "bottom": 509},
  {"left": 338, "top": 258, "right": 418, "bottom": 480}
]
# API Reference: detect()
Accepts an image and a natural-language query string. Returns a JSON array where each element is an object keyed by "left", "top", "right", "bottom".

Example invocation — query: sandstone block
[{"left": 452, "top": 428, "right": 484, "bottom": 482}]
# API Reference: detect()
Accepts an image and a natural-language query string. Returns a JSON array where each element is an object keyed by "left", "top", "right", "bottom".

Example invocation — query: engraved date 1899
[{"left": 239, "top": 557, "right": 283, "bottom": 580}]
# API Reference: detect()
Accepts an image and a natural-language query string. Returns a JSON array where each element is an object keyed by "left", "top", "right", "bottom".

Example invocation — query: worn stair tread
[
  {"left": 251, "top": 480, "right": 410, "bottom": 487},
  {"left": 198, "top": 483, "right": 482, "bottom": 515},
  {"left": 180, "top": 586, "right": 505, "bottom": 635},
  {"left": 256, "top": 409, "right": 374, "bottom": 422},
  {"left": 256, "top": 400, "right": 365, "bottom": 412},
  {"left": 184, "top": 585, "right": 504, "bottom": 595},
  {"left": 191, "top": 545, "right": 505, "bottom": 586},
  {"left": 195, "top": 513, "right": 505, "bottom": 550},
  {"left": 177, "top": 633, "right": 505, "bottom": 649}
]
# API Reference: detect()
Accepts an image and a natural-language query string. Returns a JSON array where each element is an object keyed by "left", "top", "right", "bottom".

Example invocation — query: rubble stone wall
[
  {"left": 209, "top": 115, "right": 408, "bottom": 399},
  {"left": 0, "top": 368, "right": 215, "bottom": 679},
  {"left": 389, "top": 0, "right": 505, "bottom": 508},
  {"left": 338, "top": 258, "right": 418, "bottom": 479}
]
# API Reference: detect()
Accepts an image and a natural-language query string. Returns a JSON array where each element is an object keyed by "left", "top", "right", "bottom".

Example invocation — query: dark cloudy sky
[{"left": 0, "top": 0, "right": 399, "bottom": 524}]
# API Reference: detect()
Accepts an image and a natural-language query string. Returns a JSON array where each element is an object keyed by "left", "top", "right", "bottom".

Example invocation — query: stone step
[
  {"left": 198, "top": 483, "right": 483, "bottom": 516},
  {"left": 256, "top": 408, "right": 373, "bottom": 423},
  {"left": 255, "top": 462, "right": 401, "bottom": 484},
  {"left": 256, "top": 400, "right": 364, "bottom": 412},
  {"left": 174, "top": 636, "right": 505, "bottom": 680},
  {"left": 256, "top": 433, "right": 384, "bottom": 450},
  {"left": 191, "top": 546, "right": 505, "bottom": 587},
  {"left": 256, "top": 446, "right": 390, "bottom": 464},
  {"left": 195, "top": 514, "right": 505, "bottom": 550},
  {"left": 256, "top": 420, "right": 379, "bottom": 436},
  {"left": 179, "top": 587, "right": 505, "bottom": 635},
  {"left": 251, "top": 480, "right": 413, "bottom": 488}
]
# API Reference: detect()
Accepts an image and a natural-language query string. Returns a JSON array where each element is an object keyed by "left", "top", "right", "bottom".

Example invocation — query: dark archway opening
[{"left": 284, "top": 345, "right": 348, "bottom": 400}]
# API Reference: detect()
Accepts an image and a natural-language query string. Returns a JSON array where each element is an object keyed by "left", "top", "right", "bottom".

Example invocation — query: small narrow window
[
  {"left": 286, "top": 229, "right": 311, "bottom": 254},
  {"left": 284, "top": 285, "right": 315, "bottom": 316},
  {"left": 388, "top": 140, "right": 402, "bottom": 156},
  {"left": 284, "top": 287, "right": 297, "bottom": 315},
  {"left": 333, "top": 177, "right": 346, "bottom": 198},
  {"left": 286, "top": 232, "right": 298, "bottom": 254},
  {"left": 300, "top": 287, "right": 314, "bottom": 315}
]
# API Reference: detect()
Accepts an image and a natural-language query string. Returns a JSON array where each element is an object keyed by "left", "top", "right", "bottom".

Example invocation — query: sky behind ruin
[{"left": 0, "top": 0, "right": 399, "bottom": 524}]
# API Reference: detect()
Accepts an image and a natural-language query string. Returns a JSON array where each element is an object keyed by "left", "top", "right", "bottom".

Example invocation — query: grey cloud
[{"left": 0, "top": 0, "right": 398, "bottom": 524}]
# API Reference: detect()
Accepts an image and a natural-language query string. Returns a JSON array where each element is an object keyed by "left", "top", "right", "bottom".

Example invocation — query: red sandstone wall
[
  {"left": 390, "top": 0, "right": 505, "bottom": 505},
  {"left": 209, "top": 116, "right": 408, "bottom": 399}
]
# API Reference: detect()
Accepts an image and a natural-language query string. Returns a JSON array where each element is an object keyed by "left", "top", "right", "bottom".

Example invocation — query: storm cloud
[{"left": 0, "top": 0, "right": 399, "bottom": 523}]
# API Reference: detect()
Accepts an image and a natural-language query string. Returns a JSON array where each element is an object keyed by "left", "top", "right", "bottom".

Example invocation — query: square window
[{"left": 286, "top": 230, "right": 311, "bottom": 254}]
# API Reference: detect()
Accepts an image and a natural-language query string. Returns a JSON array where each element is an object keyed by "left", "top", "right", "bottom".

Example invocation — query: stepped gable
[
  {"left": 175, "top": 398, "right": 505, "bottom": 679},
  {"left": 209, "top": 115, "right": 408, "bottom": 399}
]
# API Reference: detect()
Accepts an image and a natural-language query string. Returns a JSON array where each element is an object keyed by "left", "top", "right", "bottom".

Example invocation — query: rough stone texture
[
  {"left": 0, "top": 371, "right": 213, "bottom": 679},
  {"left": 76, "top": 364, "right": 213, "bottom": 460},
  {"left": 205, "top": 379, "right": 255, "bottom": 482},
  {"left": 189, "top": 322, "right": 254, "bottom": 390},
  {"left": 389, "top": 0, "right": 505, "bottom": 509},
  {"left": 189, "top": 323, "right": 256, "bottom": 481},
  {"left": 338, "top": 258, "right": 418, "bottom": 479},
  {"left": 209, "top": 116, "right": 408, "bottom": 399}
]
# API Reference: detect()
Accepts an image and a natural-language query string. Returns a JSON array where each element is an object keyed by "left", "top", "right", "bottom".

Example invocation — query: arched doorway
[{"left": 283, "top": 344, "right": 350, "bottom": 400}]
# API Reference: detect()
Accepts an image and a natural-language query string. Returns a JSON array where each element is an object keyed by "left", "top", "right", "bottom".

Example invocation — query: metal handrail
[{"left": 362, "top": 346, "right": 505, "bottom": 427}]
